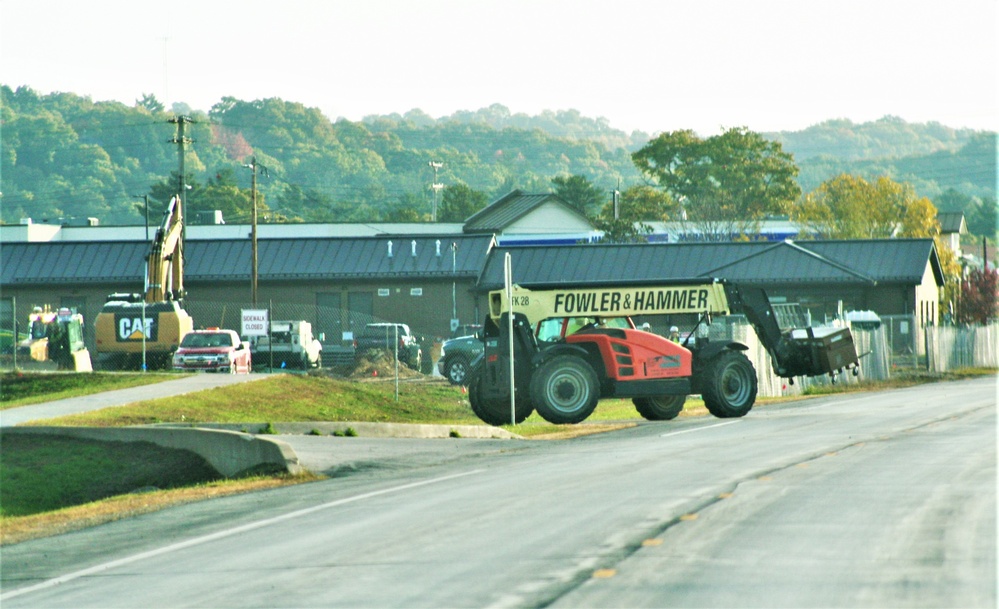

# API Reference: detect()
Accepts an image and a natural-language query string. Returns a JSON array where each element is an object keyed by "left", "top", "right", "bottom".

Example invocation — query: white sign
[{"left": 242, "top": 309, "right": 269, "bottom": 337}]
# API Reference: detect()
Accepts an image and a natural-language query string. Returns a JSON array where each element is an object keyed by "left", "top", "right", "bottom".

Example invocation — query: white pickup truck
[{"left": 247, "top": 320, "right": 323, "bottom": 370}]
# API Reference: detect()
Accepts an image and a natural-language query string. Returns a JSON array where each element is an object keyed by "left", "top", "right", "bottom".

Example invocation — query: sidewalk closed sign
[{"left": 242, "top": 309, "right": 268, "bottom": 336}]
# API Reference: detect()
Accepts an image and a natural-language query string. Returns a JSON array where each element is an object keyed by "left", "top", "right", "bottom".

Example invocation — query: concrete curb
[
  {"left": 155, "top": 421, "right": 523, "bottom": 440},
  {"left": 1, "top": 426, "right": 302, "bottom": 478}
]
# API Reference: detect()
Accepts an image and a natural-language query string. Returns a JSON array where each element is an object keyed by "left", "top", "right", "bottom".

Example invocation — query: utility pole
[
  {"left": 169, "top": 116, "right": 193, "bottom": 241},
  {"left": 429, "top": 161, "right": 444, "bottom": 221},
  {"left": 242, "top": 156, "right": 268, "bottom": 307}
]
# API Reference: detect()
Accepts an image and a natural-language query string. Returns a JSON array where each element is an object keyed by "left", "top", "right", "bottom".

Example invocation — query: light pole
[
  {"left": 451, "top": 242, "right": 457, "bottom": 323},
  {"left": 429, "top": 161, "right": 443, "bottom": 221},
  {"left": 132, "top": 195, "right": 157, "bottom": 242}
]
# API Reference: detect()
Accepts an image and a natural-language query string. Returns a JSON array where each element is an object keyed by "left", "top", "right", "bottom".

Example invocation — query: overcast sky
[{"left": 1, "top": 0, "right": 996, "bottom": 136}]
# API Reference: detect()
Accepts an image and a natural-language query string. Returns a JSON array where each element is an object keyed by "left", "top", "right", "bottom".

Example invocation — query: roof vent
[
  {"left": 435, "top": 239, "right": 441, "bottom": 256},
  {"left": 387, "top": 240, "right": 393, "bottom": 258},
  {"left": 411, "top": 240, "right": 417, "bottom": 257}
]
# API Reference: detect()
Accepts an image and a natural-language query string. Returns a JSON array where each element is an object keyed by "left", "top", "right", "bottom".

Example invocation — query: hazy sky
[{"left": 2, "top": 0, "right": 996, "bottom": 135}]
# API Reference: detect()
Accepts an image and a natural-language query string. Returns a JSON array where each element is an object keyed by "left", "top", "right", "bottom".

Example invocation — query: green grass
[
  {"left": 1, "top": 371, "right": 181, "bottom": 409},
  {"left": 0, "top": 433, "right": 221, "bottom": 517},
  {"left": 25, "top": 375, "right": 480, "bottom": 427}
]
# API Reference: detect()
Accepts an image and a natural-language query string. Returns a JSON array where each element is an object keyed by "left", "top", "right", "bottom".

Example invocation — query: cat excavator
[{"left": 94, "top": 196, "right": 194, "bottom": 370}]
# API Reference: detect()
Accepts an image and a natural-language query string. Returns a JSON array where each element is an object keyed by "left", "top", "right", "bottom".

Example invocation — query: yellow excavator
[{"left": 94, "top": 195, "right": 194, "bottom": 370}]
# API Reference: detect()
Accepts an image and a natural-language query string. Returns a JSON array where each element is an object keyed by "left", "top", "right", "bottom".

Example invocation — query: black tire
[
  {"left": 468, "top": 369, "right": 533, "bottom": 426},
  {"left": 444, "top": 357, "right": 470, "bottom": 385},
  {"left": 530, "top": 355, "right": 600, "bottom": 424},
  {"left": 633, "top": 395, "right": 686, "bottom": 421},
  {"left": 701, "top": 350, "right": 757, "bottom": 418}
]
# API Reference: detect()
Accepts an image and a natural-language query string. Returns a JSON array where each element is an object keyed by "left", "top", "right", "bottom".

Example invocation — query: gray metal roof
[
  {"left": 937, "top": 212, "right": 967, "bottom": 234},
  {"left": 475, "top": 239, "right": 942, "bottom": 291},
  {"left": 1, "top": 234, "right": 496, "bottom": 286},
  {"left": 462, "top": 190, "right": 590, "bottom": 233}
]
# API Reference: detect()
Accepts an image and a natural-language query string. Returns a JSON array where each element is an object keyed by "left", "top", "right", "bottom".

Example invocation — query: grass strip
[{"left": 0, "top": 473, "right": 321, "bottom": 546}]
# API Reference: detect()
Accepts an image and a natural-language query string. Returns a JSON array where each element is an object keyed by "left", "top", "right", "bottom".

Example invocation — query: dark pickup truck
[{"left": 355, "top": 322, "right": 422, "bottom": 370}]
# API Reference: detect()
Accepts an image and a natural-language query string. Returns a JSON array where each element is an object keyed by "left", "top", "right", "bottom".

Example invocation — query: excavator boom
[{"left": 146, "top": 195, "right": 185, "bottom": 303}]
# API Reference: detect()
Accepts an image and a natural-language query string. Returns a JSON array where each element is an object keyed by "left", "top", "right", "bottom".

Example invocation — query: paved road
[
  {"left": 0, "top": 373, "right": 267, "bottom": 427},
  {"left": 2, "top": 376, "right": 994, "bottom": 608}
]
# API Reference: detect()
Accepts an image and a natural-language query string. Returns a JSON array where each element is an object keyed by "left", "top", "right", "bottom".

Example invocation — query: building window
[
  {"left": 410, "top": 288, "right": 423, "bottom": 296},
  {"left": 378, "top": 289, "right": 390, "bottom": 297}
]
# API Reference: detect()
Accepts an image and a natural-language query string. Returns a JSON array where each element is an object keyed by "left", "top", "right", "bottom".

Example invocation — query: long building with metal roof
[{"left": 477, "top": 238, "right": 943, "bottom": 329}]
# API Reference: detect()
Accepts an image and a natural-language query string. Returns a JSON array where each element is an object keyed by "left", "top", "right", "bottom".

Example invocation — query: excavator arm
[{"left": 145, "top": 195, "right": 185, "bottom": 303}]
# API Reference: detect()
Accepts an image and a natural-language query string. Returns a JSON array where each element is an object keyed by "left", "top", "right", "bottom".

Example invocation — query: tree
[
  {"left": 591, "top": 185, "right": 676, "bottom": 244},
  {"left": 384, "top": 206, "right": 424, "bottom": 222},
  {"left": 792, "top": 174, "right": 912, "bottom": 239},
  {"left": 551, "top": 174, "right": 607, "bottom": 217},
  {"left": 601, "top": 185, "right": 679, "bottom": 222},
  {"left": 632, "top": 127, "right": 800, "bottom": 239},
  {"left": 136, "top": 93, "right": 164, "bottom": 113},
  {"left": 438, "top": 183, "right": 488, "bottom": 222},
  {"left": 967, "top": 195, "right": 998, "bottom": 240},
  {"left": 958, "top": 267, "right": 999, "bottom": 324},
  {"left": 591, "top": 217, "right": 653, "bottom": 244}
]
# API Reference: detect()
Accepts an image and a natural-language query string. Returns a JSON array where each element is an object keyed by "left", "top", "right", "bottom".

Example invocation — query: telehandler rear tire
[
  {"left": 530, "top": 355, "right": 600, "bottom": 424},
  {"left": 633, "top": 395, "right": 686, "bottom": 421},
  {"left": 467, "top": 369, "right": 534, "bottom": 426},
  {"left": 702, "top": 350, "right": 757, "bottom": 418}
]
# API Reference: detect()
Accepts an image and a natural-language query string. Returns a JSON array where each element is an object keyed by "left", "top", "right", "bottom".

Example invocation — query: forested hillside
[{"left": 1, "top": 85, "right": 994, "bottom": 237}]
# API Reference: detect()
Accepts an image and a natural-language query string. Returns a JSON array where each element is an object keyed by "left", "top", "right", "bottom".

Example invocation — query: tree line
[{"left": 1, "top": 85, "right": 993, "bottom": 244}]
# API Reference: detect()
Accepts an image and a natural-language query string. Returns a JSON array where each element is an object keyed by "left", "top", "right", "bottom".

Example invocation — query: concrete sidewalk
[{"left": 1, "top": 373, "right": 268, "bottom": 427}]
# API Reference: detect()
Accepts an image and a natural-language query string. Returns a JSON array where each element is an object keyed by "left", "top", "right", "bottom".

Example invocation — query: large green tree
[
  {"left": 793, "top": 174, "right": 917, "bottom": 239},
  {"left": 632, "top": 127, "right": 801, "bottom": 239},
  {"left": 438, "top": 183, "right": 488, "bottom": 222},
  {"left": 793, "top": 173, "right": 964, "bottom": 312},
  {"left": 591, "top": 185, "right": 677, "bottom": 243},
  {"left": 551, "top": 174, "right": 607, "bottom": 217}
]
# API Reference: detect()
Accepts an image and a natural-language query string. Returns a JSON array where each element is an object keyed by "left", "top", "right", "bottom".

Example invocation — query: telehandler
[{"left": 468, "top": 280, "right": 859, "bottom": 425}]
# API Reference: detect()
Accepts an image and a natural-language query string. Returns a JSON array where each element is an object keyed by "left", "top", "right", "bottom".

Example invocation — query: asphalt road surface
[{"left": 2, "top": 376, "right": 995, "bottom": 608}]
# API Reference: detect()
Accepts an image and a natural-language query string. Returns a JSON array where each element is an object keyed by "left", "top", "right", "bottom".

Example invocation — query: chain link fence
[
  {"left": 3, "top": 298, "right": 995, "bottom": 384},
  {"left": 0, "top": 298, "right": 449, "bottom": 375}
]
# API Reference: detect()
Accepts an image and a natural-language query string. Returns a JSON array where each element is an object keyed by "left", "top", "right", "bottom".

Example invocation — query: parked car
[
  {"left": 437, "top": 327, "right": 483, "bottom": 385},
  {"left": 172, "top": 328, "right": 252, "bottom": 373},
  {"left": 355, "top": 322, "right": 422, "bottom": 370},
  {"left": 449, "top": 323, "right": 482, "bottom": 339}
]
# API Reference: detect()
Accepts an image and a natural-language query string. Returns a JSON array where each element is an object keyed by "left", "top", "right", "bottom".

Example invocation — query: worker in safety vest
[{"left": 668, "top": 325, "right": 681, "bottom": 343}]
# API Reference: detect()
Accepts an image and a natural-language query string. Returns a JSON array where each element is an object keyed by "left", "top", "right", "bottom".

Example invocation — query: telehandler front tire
[
  {"left": 467, "top": 369, "right": 533, "bottom": 426},
  {"left": 530, "top": 355, "right": 600, "bottom": 424},
  {"left": 633, "top": 395, "right": 686, "bottom": 421},
  {"left": 701, "top": 350, "right": 757, "bottom": 418}
]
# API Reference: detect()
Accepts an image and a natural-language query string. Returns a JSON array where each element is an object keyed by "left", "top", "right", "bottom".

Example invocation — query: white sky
[{"left": 1, "top": 0, "right": 996, "bottom": 136}]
